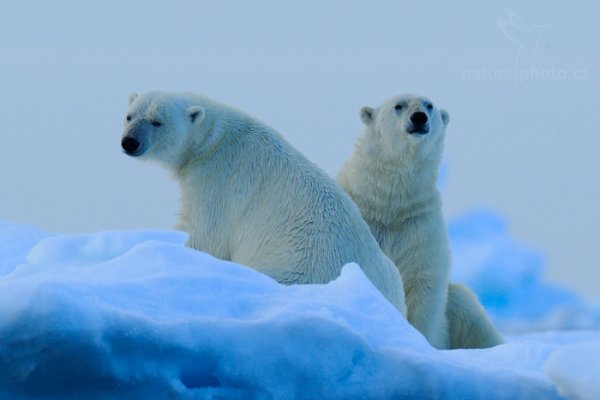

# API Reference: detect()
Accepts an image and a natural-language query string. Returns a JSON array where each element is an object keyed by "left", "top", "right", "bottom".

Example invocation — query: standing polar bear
[
  {"left": 121, "top": 91, "right": 407, "bottom": 316},
  {"left": 337, "top": 94, "right": 502, "bottom": 349}
]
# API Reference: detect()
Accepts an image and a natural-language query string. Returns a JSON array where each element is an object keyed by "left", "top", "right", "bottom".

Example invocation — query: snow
[
  {"left": 545, "top": 339, "right": 600, "bottom": 400},
  {"left": 0, "top": 212, "right": 599, "bottom": 399},
  {"left": 449, "top": 210, "right": 600, "bottom": 333}
]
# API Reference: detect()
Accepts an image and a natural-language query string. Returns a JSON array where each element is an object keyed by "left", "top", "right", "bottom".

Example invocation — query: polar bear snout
[
  {"left": 410, "top": 111, "right": 428, "bottom": 125},
  {"left": 408, "top": 111, "right": 430, "bottom": 134},
  {"left": 122, "top": 123, "right": 149, "bottom": 156},
  {"left": 121, "top": 136, "right": 141, "bottom": 156}
]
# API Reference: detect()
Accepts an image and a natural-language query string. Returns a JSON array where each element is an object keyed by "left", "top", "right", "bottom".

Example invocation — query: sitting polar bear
[
  {"left": 121, "top": 91, "right": 406, "bottom": 316},
  {"left": 337, "top": 94, "right": 502, "bottom": 349}
]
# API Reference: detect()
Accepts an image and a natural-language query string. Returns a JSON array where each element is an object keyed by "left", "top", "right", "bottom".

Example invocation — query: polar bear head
[
  {"left": 121, "top": 92, "right": 207, "bottom": 168},
  {"left": 360, "top": 94, "right": 450, "bottom": 166}
]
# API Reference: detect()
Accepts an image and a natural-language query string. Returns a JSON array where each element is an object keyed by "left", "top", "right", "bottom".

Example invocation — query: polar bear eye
[
  {"left": 151, "top": 120, "right": 162, "bottom": 127},
  {"left": 394, "top": 104, "right": 404, "bottom": 111},
  {"left": 126, "top": 115, "right": 132, "bottom": 122},
  {"left": 426, "top": 104, "right": 433, "bottom": 110}
]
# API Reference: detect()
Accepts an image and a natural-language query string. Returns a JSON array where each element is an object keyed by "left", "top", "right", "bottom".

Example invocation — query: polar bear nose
[
  {"left": 121, "top": 136, "right": 141, "bottom": 155},
  {"left": 410, "top": 112, "right": 428, "bottom": 125}
]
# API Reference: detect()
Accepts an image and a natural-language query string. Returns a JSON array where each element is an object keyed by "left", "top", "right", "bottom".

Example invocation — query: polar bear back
[{"left": 180, "top": 114, "right": 398, "bottom": 288}]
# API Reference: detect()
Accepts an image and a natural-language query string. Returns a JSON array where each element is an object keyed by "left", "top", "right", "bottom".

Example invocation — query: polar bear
[
  {"left": 446, "top": 282, "right": 503, "bottom": 349},
  {"left": 121, "top": 91, "right": 407, "bottom": 316},
  {"left": 337, "top": 94, "right": 502, "bottom": 349}
]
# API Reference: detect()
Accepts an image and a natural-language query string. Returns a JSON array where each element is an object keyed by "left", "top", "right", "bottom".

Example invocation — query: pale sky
[{"left": 1, "top": 0, "right": 598, "bottom": 297}]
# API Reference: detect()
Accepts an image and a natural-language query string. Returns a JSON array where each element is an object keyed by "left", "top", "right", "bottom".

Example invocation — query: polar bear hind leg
[{"left": 446, "top": 283, "right": 503, "bottom": 349}]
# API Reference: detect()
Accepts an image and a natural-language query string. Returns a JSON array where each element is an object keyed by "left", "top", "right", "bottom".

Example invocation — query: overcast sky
[{"left": 1, "top": 0, "right": 598, "bottom": 297}]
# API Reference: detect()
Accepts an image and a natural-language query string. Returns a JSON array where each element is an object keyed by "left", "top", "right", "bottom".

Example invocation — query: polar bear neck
[
  {"left": 173, "top": 112, "right": 322, "bottom": 259},
  {"left": 338, "top": 132, "right": 442, "bottom": 228},
  {"left": 174, "top": 107, "right": 239, "bottom": 173},
  {"left": 174, "top": 112, "right": 272, "bottom": 190}
]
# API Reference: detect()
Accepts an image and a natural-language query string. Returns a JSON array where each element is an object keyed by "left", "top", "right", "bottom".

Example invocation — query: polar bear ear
[
  {"left": 128, "top": 93, "right": 139, "bottom": 105},
  {"left": 440, "top": 109, "right": 450, "bottom": 126},
  {"left": 360, "top": 107, "right": 374, "bottom": 126},
  {"left": 187, "top": 106, "right": 206, "bottom": 125}
]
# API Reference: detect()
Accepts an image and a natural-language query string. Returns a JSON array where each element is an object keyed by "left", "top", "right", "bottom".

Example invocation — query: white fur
[
  {"left": 337, "top": 94, "right": 501, "bottom": 349},
  {"left": 121, "top": 91, "right": 407, "bottom": 316},
  {"left": 446, "top": 283, "right": 503, "bottom": 349}
]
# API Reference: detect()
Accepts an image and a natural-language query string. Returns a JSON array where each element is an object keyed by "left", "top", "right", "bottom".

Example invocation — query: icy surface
[
  {"left": 0, "top": 220, "right": 51, "bottom": 275},
  {"left": 545, "top": 339, "right": 600, "bottom": 400},
  {"left": 449, "top": 209, "right": 600, "bottom": 334},
  {"left": 0, "top": 212, "right": 599, "bottom": 399}
]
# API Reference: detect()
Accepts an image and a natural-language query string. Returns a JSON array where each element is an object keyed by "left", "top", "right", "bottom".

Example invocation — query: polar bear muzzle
[
  {"left": 408, "top": 111, "right": 430, "bottom": 134},
  {"left": 121, "top": 136, "right": 141, "bottom": 156}
]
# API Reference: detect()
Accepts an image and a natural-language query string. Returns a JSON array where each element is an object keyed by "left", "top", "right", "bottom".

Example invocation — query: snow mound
[
  {"left": 449, "top": 209, "right": 600, "bottom": 333},
  {"left": 545, "top": 339, "right": 600, "bottom": 400},
  {"left": 26, "top": 229, "right": 187, "bottom": 264},
  {"left": 0, "top": 223, "right": 582, "bottom": 399},
  {"left": 0, "top": 220, "right": 51, "bottom": 275}
]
